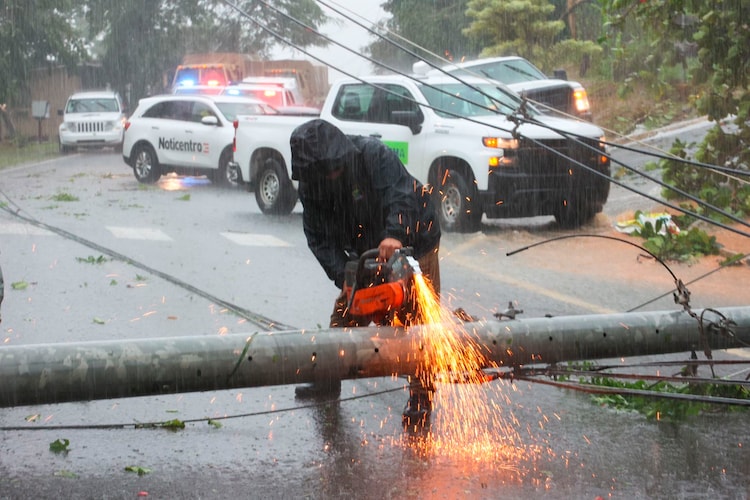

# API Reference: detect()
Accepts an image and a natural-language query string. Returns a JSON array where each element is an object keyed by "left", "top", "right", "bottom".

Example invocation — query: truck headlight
[
  {"left": 484, "top": 137, "right": 518, "bottom": 168},
  {"left": 482, "top": 137, "right": 519, "bottom": 150},
  {"left": 599, "top": 136, "right": 610, "bottom": 165},
  {"left": 573, "top": 89, "right": 590, "bottom": 114}
]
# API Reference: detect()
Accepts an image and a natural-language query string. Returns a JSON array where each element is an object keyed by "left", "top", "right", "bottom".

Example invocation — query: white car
[
  {"left": 122, "top": 94, "right": 273, "bottom": 186},
  {"left": 58, "top": 90, "right": 127, "bottom": 153}
]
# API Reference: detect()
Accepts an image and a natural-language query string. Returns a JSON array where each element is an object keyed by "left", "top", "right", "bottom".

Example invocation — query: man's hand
[{"left": 378, "top": 237, "right": 402, "bottom": 261}]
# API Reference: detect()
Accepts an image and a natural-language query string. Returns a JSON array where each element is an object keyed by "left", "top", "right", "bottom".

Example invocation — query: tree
[
  {"left": 0, "top": 0, "right": 86, "bottom": 138},
  {"left": 604, "top": 0, "right": 749, "bottom": 218},
  {"left": 364, "top": 0, "right": 483, "bottom": 73},
  {"left": 86, "top": 0, "right": 329, "bottom": 104},
  {"left": 463, "top": 0, "right": 565, "bottom": 67}
]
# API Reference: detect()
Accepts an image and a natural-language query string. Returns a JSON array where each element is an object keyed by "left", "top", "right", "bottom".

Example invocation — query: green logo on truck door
[{"left": 383, "top": 141, "right": 409, "bottom": 165}]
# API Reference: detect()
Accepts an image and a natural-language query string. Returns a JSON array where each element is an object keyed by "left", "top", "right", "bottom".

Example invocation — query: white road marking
[
  {"left": 106, "top": 226, "right": 173, "bottom": 241},
  {"left": 0, "top": 222, "right": 55, "bottom": 236},
  {"left": 220, "top": 232, "right": 291, "bottom": 247}
]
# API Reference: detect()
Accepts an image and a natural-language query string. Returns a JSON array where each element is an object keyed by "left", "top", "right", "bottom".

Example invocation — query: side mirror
[
  {"left": 391, "top": 110, "right": 423, "bottom": 135},
  {"left": 57, "top": 109, "right": 64, "bottom": 117},
  {"left": 201, "top": 115, "right": 219, "bottom": 126},
  {"left": 553, "top": 69, "right": 568, "bottom": 80}
]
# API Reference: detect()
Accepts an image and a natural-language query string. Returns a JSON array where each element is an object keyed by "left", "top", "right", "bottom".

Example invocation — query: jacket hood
[{"left": 290, "top": 119, "right": 359, "bottom": 180}]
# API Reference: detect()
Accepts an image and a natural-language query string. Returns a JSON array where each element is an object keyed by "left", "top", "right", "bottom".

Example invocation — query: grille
[
  {"left": 74, "top": 121, "right": 108, "bottom": 133},
  {"left": 525, "top": 89, "right": 571, "bottom": 113}
]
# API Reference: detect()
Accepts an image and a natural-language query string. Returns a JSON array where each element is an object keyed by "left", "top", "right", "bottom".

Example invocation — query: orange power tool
[{"left": 342, "top": 248, "right": 422, "bottom": 323}]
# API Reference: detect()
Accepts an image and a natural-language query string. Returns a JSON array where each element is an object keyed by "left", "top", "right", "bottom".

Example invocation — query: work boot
[
  {"left": 294, "top": 379, "right": 342, "bottom": 400},
  {"left": 402, "top": 383, "right": 433, "bottom": 428}
]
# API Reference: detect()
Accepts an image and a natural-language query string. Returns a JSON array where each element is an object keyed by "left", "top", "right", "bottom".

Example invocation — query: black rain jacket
[{"left": 291, "top": 119, "right": 440, "bottom": 288}]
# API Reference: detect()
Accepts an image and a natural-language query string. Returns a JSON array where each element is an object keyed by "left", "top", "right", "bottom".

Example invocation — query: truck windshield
[
  {"left": 419, "top": 83, "right": 527, "bottom": 118},
  {"left": 450, "top": 59, "right": 547, "bottom": 85},
  {"left": 66, "top": 98, "right": 119, "bottom": 113}
]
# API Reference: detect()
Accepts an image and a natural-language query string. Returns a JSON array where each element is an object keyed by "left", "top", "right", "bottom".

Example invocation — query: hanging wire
[
  {"left": 223, "top": 0, "right": 750, "bottom": 242},
  {"left": 0, "top": 196, "right": 296, "bottom": 332}
]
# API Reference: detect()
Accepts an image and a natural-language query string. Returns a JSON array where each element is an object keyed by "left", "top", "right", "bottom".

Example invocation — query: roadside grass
[{"left": 0, "top": 140, "right": 58, "bottom": 171}]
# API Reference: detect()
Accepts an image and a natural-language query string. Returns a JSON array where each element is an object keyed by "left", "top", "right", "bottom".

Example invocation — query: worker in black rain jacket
[
  {"left": 291, "top": 118, "right": 441, "bottom": 328},
  {"left": 290, "top": 119, "right": 441, "bottom": 406}
]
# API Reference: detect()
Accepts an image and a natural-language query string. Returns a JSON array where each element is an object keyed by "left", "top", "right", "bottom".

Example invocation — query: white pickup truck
[{"left": 230, "top": 74, "right": 610, "bottom": 232}]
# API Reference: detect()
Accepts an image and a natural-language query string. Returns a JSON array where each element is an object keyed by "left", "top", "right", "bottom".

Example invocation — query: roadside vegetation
[
  {"left": 557, "top": 361, "right": 750, "bottom": 422},
  {"left": 0, "top": 141, "right": 57, "bottom": 171},
  {"left": 2, "top": 1, "right": 746, "bottom": 265}
]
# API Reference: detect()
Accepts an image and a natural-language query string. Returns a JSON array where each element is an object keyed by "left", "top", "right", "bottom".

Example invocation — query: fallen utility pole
[{"left": 0, "top": 306, "right": 748, "bottom": 408}]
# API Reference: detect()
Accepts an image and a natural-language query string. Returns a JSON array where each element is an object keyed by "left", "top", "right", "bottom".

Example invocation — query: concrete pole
[{"left": 0, "top": 306, "right": 748, "bottom": 408}]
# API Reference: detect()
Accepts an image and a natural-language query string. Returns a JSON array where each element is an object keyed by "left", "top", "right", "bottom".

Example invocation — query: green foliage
[
  {"left": 603, "top": 1, "right": 749, "bottom": 212},
  {"left": 548, "top": 39, "right": 604, "bottom": 75},
  {"left": 368, "top": 0, "right": 483, "bottom": 73},
  {"left": 588, "top": 376, "right": 750, "bottom": 422},
  {"left": 0, "top": 142, "right": 58, "bottom": 170},
  {"left": 50, "top": 192, "right": 79, "bottom": 202},
  {"left": 631, "top": 210, "right": 720, "bottom": 262},
  {"left": 660, "top": 128, "right": 750, "bottom": 220},
  {"left": 11, "top": 281, "right": 29, "bottom": 290},
  {"left": 54, "top": 470, "right": 78, "bottom": 478},
  {"left": 49, "top": 438, "right": 71, "bottom": 454},
  {"left": 560, "top": 362, "right": 749, "bottom": 422},
  {"left": 0, "top": 0, "right": 87, "bottom": 109},
  {"left": 76, "top": 255, "right": 108, "bottom": 264},
  {"left": 78, "top": 1, "right": 329, "bottom": 103},
  {"left": 464, "top": 0, "right": 564, "bottom": 67},
  {"left": 124, "top": 465, "right": 151, "bottom": 476}
]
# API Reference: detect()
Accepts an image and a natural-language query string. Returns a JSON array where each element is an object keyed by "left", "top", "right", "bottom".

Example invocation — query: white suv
[
  {"left": 122, "top": 94, "right": 273, "bottom": 186},
  {"left": 58, "top": 90, "right": 127, "bottom": 153}
]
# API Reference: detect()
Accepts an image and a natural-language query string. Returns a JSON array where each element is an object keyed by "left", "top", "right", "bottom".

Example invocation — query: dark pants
[{"left": 330, "top": 246, "right": 440, "bottom": 328}]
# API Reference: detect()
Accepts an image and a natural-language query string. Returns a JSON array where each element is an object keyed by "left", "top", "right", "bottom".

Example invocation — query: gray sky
[{"left": 271, "top": 0, "right": 389, "bottom": 82}]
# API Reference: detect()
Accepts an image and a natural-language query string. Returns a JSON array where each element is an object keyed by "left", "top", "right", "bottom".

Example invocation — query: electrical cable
[
  {"left": 626, "top": 252, "right": 750, "bottom": 312},
  {"left": 223, "top": 0, "right": 750, "bottom": 326},
  {"left": 0, "top": 195, "right": 296, "bottom": 332},
  {"left": 224, "top": 0, "right": 750, "bottom": 242},
  {"left": 506, "top": 233, "right": 680, "bottom": 282},
  {"left": 3, "top": 2, "right": 747, "bottom": 424},
  {"left": 513, "top": 375, "right": 750, "bottom": 407},
  {"left": 0, "top": 384, "right": 407, "bottom": 432},
  {"left": 519, "top": 117, "right": 750, "bottom": 234}
]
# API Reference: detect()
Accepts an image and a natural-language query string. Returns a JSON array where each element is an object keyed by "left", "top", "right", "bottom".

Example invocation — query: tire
[
  {"left": 435, "top": 168, "right": 481, "bottom": 233},
  {"left": 59, "top": 139, "right": 73, "bottom": 154},
  {"left": 131, "top": 143, "right": 161, "bottom": 184},
  {"left": 554, "top": 198, "right": 597, "bottom": 229},
  {"left": 213, "top": 148, "right": 239, "bottom": 188},
  {"left": 254, "top": 158, "right": 297, "bottom": 215}
]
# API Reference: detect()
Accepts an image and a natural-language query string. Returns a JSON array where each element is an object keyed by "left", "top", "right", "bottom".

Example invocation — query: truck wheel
[
  {"left": 435, "top": 169, "right": 481, "bottom": 233},
  {"left": 214, "top": 148, "right": 239, "bottom": 188},
  {"left": 131, "top": 143, "right": 161, "bottom": 184},
  {"left": 59, "top": 138, "right": 73, "bottom": 154},
  {"left": 554, "top": 199, "right": 596, "bottom": 229},
  {"left": 255, "top": 158, "right": 297, "bottom": 215}
]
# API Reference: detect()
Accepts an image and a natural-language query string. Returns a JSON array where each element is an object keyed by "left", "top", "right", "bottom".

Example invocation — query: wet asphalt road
[{"left": 0, "top": 132, "right": 748, "bottom": 499}]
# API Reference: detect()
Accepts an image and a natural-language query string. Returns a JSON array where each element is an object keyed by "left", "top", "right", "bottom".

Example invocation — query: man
[{"left": 290, "top": 119, "right": 441, "bottom": 398}]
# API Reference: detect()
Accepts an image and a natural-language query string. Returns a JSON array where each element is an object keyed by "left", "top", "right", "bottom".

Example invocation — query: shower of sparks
[{"left": 402, "top": 274, "right": 545, "bottom": 473}]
